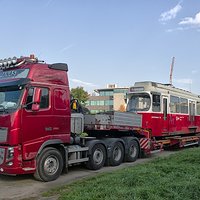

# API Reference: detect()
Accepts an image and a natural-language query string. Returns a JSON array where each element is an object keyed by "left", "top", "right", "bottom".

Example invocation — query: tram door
[
  {"left": 189, "top": 100, "right": 195, "bottom": 126},
  {"left": 162, "top": 97, "right": 169, "bottom": 133}
]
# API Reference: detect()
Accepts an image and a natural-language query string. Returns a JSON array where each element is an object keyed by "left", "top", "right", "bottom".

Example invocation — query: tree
[{"left": 70, "top": 87, "right": 89, "bottom": 105}]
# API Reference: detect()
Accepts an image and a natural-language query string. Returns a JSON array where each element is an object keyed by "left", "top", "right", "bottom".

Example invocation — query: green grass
[{"left": 45, "top": 148, "right": 200, "bottom": 200}]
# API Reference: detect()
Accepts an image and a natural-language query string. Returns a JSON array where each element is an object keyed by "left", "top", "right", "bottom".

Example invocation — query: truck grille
[
  {"left": 0, "top": 148, "right": 5, "bottom": 165},
  {"left": 0, "top": 128, "right": 8, "bottom": 143}
]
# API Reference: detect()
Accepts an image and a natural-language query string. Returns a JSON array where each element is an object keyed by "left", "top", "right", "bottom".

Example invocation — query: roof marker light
[
  {"left": 30, "top": 54, "right": 35, "bottom": 59},
  {"left": 12, "top": 57, "right": 17, "bottom": 64},
  {"left": 7, "top": 58, "right": 12, "bottom": 65},
  {"left": 0, "top": 60, "right": 3, "bottom": 67},
  {"left": 3, "top": 59, "right": 7, "bottom": 66}
]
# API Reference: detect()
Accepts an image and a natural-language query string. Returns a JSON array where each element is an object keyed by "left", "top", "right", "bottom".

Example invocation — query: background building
[{"left": 86, "top": 84, "right": 128, "bottom": 114}]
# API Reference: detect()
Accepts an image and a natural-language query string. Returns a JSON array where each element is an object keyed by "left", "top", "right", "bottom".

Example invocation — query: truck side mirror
[
  {"left": 32, "top": 88, "right": 41, "bottom": 111},
  {"left": 33, "top": 88, "right": 41, "bottom": 104},
  {"left": 32, "top": 104, "right": 40, "bottom": 111}
]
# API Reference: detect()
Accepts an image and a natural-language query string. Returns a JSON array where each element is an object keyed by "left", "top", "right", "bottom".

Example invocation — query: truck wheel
[
  {"left": 109, "top": 142, "right": 124, "bottom": 166},
  {"left": 126, "top": 140, "right": 139, "bottom": 162},
  {"left": 86, "top": 144, "right": 106, "bottom": 170},
  {"left": 34, "top": 147, "right": 63, "bottom": 182}
]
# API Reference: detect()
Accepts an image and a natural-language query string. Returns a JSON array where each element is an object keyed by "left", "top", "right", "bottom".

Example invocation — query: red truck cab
[{"left": 0, "top": 55, "right": 71, "bottom": 176}]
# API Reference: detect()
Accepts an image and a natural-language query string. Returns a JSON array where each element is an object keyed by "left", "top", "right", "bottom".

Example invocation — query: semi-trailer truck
[{"left": 0, "top": 55, "right": 154, "bottom": 181}]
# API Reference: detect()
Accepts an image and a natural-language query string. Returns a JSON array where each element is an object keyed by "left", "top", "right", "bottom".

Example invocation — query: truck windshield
[
  {"left": 127, "top": 93, "right": 151, "bottom": 112},
  {"left": 0, "top": 86, "right": 23, "bottom": 113}
]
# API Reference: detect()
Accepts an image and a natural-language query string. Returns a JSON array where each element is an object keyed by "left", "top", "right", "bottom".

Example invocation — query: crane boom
[{"left": 169, "top": 57, "right": 175, "bottom": 85}]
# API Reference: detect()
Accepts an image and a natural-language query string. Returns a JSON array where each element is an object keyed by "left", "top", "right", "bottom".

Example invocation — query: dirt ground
[{"left": 0, "top": 151, "right": 176, "bottom": 200}]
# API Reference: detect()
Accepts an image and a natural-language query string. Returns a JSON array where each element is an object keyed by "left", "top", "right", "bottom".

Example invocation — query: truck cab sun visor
[
  {"left": 0, "top": 78, "right": 30, "bottom": 88},
  {"left": 49, "top": 63, "right": 68, "bottom": 71}
]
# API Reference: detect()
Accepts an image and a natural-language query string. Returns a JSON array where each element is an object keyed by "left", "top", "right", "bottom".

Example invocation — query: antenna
[{"left": 169, "top": 57, "right": 175, "bottom": 85}]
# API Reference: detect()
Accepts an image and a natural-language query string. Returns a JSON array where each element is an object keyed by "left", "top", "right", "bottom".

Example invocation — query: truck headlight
[{"left": 6, "top": 147, "right": 14, "bottom": 161}]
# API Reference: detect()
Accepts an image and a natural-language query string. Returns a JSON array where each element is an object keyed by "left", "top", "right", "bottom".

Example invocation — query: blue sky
[{"left": 0, "top": 0, "right": 200, "bottom": 94}]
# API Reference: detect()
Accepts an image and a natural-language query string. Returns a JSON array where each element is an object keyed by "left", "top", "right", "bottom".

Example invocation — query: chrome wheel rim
[
  {"left": 129, "top": 145, "right": 137, "bottom": 158},
  {"left": 44, "top": 155, "right": 59, "bottom": 175},
  {"left": 113, "top": 146, "right": 122, "bottom": 161},
  {"left": 93, "top": 148, "right": 104, "bottom": 165}
]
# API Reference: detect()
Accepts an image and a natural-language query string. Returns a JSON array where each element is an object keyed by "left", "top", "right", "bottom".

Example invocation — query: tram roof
[{"left": 132, "top": 81, "right": 200, "bottom": 100}]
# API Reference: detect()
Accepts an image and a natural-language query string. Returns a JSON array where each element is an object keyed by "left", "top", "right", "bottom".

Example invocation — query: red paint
[
  {"left": 0, "top": 56, "right": 71, "bottom": 175},
  {"left": 127, "top": 81, "right": 200, "bottom": 138},
  {"left": 139, "top": 112, "right": 200, "bottom": 137}
]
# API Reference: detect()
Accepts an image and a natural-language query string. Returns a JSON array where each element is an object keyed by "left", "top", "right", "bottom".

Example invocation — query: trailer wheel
[
  {"left": 126, "top": 140, "right": 139, "bottom": 162},
  {"left": 86, "top": 144, "right": 106, "bottom": 170},
  {"left": 109, "top": 142, "right": 124, "bottom": 166},
  {"left": 34, "top": 147, "right": 63, "bottom": 182}
]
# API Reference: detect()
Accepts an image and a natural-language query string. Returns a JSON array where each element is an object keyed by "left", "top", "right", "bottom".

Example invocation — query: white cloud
[
  {"left": 174, "top": 78, "right": 192, "bottom": 84},
  {"left": 166, "top": 26, "right": 190, "bottom": 33},
  {"left": 70, "top": 78, "right": 97, "bottom": 87},
  {"left": 192, "top": 70, "right": 198, "bottom": 74},
  {"left": 166, "top": 29, "right": 174, "bottom": 33},
  {"left": 45, "top": 0, "right": 54, "bottom": 7},
  {"left": 179, "top": 12, "right": 200, "bottom": 26},
  {"left": 159, "top": 3, "right": 182, "bottom": 23},
  {"left": 59, "top": 44, "right": 74, "bottom": 53}
]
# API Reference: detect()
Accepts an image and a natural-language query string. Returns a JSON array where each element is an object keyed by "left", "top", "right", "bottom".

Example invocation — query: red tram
[{"left": 127, "top": 81, "right": 200, "bottom": 147}]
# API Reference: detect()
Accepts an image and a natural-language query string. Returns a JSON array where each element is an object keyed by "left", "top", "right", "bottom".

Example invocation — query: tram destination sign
[{"left": 129, "top": 87, "right": 144, "bottom": 92}]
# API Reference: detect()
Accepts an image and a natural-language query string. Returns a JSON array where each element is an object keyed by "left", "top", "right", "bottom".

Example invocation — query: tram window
[
  {"left": 180, "top": 98, "right": 188, "bottom": 114},
  {"left": 152, "top": 94, "right": 160, "bottom": 112},
  {"left": 127, "top": 94, "right": 150, "bottom": 112},
  {"left": 170, "top": 96, "right": 180, "bottom": 113},
  {"left": 197, "top": 102, "right": 200, "bottom": 115}
]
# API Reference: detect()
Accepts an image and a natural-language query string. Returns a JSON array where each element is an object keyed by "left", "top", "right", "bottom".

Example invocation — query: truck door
[
  {"left": 151, "top": 93, "right": 162, "bottom": 136},
  {"left": 189, "top": 100, "right": 195, "bottom": 126},
  {"left": 162, "top": 97, "right": 169, "bottom": 133},
  {"left": 21, "top": 87, "right": 53, "bottom": 160}
]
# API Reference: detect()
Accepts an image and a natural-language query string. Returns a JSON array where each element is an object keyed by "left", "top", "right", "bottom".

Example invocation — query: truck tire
[
  {"left": 126, "top": 140, "right": 139, "bottom": 162},
  {"left": 34, "top": 147, "right": 63, "bottom": 182},
  {"left": 86, "top": 143, "right": 106, "bottom": 170},
  {"left": 109, "top": 142, "right": 124, "bottom": 166}
]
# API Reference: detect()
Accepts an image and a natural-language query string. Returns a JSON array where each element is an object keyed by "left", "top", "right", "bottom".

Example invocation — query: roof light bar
[
  {"left": 0, "top": 55, "right": 38, "bottom": 70},
  {"left": 0, "top": 57, "right": 18, "bottom": 70}
]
